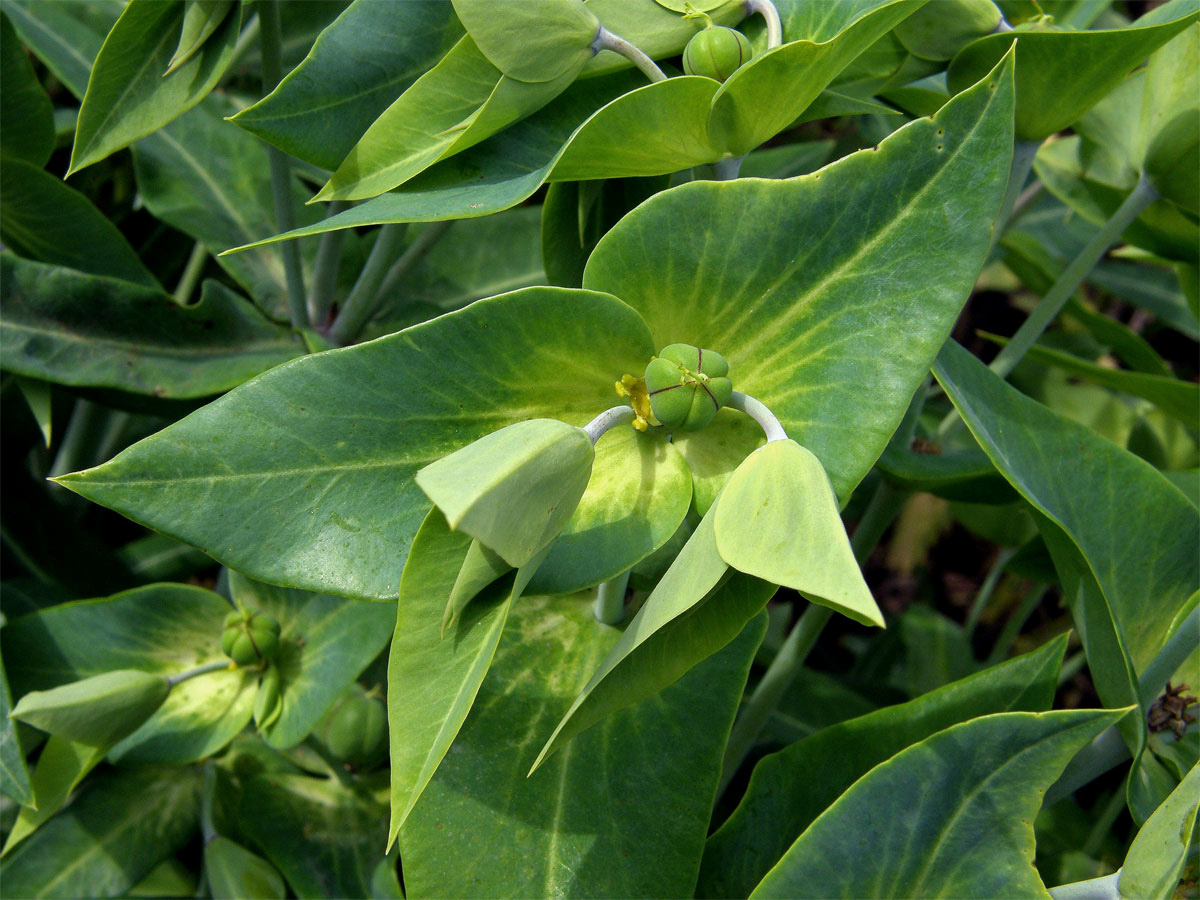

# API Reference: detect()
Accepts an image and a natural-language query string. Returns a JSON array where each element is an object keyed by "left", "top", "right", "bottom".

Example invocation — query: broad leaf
[
  {"left": 2, "top": 584, "right": 256, "bottom": 765},
  {"left": 876, "top": 441, "right": 1015, "bottom": 502},
  {"left": 2, "top": 737, "right": 107, "bottom": 855},
  {"left": 55, "top": 288, "right": 655, "bottom": 599},
  {"left": 0, "top": 643, "right": 32, "bottom": 806},
  {"left": 400, "top": 595, "right": 764, "bottom": 899},
  {"left": 0, "top": 0, "right": 119, "bottom": 99},
  {"left": 946, "top": 8, "right": 1196, "bottom": 141},
  {"left": 453, "top": 0, "right": 598, "bottom": 83},
  {"left": 238, "top": 773, "right": 389, "bottom": 900},
  {"left": 1139, "top": 23, "right": 1199, "bottom": 215},
  {"left": 203, "top": 835, "right": 287, "bottom": 900},
  {"left": 387, "top": 509, "right": 515, "bottom": 841},
  {"left": 700, "top": 635, "right": 1068, "bottom": 898},
  {"left": 0, "top": 10, "right": 53, "bottom": 166},
  {"left": 0, "top": 765, "right": 201, "bottom": 900},
  {"left": 231, "top": 0, "right": 462, "bottom": 170},
  {"left": 584, "top": 50, "right": 1016, "bottom": 500},
  {"left": 713, "top": 440, "right": 882, "bottom": 627},
  {"left": 0, "top": 158, "right": 157, "bottom": 288},
  {"left": 228, "top": 572, "right": 394, "bottom": 749},
  {"left": 748, "top": 709, "right": 1125, "bottom": 898},
  {"left": 69, "top": 0, "right": 242, "bottom": 173},
  {"left": 10, "top": 669, "right": 170, "bottom": 747},
  {"left": 0, "top": 255, "right": 302, "bottom": 398},
  {"left": 1119, "top": 763, "right": 1200, "bottom": 899},
  {"left": 165, "top": 0, "right": 234, "bottom": 76}
]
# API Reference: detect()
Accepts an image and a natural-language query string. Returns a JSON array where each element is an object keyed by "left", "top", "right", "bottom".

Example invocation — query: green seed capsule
[
  {"left": 644, "top": 343, "right": 733, "bottom": 432},
  {"left": 221, "top": 609, "right": 281, "bottom": 667},
  {"left": 683, "top": 25, "right": 752, "bottom": 82},
  {"left": 319, "top": 685, "right": 388, "bottom": 771}
]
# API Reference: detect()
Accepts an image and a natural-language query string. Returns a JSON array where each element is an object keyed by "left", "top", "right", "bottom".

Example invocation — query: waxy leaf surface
[
  {"left": 401, "top": 595, "right": 765, "bottom": 899},
  {"left": 748, "top": 709, "right": 1124, "bottom": 898},
  {"left": 0, "top": 643, "right": 32, "bottom": 806},
  {"left": 585, "top": 51, "right": 1016, "bottom": 500},
  {"left": 453, "top": 0, "right": 597, "bottom": 83},
  {"left": 1119, "top": 762, "right": 1200, "bottom": 899},
  {"left": 56, "top": 288, "right": 655, "bottom": 600},
  {"left": 0, "top": 10, "right": 53, "bottom": 166}
]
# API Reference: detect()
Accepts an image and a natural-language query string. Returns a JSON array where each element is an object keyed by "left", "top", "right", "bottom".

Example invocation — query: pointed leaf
[
  {"left": 0, "top": 643, "right": 32, "bottom": 807},
  {"left": 714, "top": 440, "right": 883, "bottom": 627},
  {"left": 204, "top": 835, "right": 287, "bottom": 900},
  {"left": 0, "top": 10, "right": 53, "bottom": 166},
  {"left": 0, "top": 0, "right": 118, "bottom": 99},
  {"left": 2, "top": 737, "right": 107, "bottom": 855},
  {"left": 69, "top": 0, "right": 242, "bottom": 173},
  {"left": 165, "top": 0, "right": 234, "bottom": 76},
  {"left": 1140, "top": 22, "right": 1199, "bottom": 214},
  {"left": 400, "top": 595, "right": 764, "bottom": 899},
  {"left": 1119, "top": 763, "right": 1200, "bottom": 900},
  {"left": 230, "top": 0, "right": 463, "bottom": 170},
  {"left": 749, "top": 709, "right": 1125, "bottom": 898},
  {"left": 700, "top": 635, "right": 1069, "bottom": 899},
  {"left": 227, "top": 572, "right": 395, "bottom": 749},
  {"left": 11, "top": 670, "right": 170, "bottom": 747},
  {"left": 54, "top": 287, "right": 655, "bottom": 599},
  {"left": 0, "top": 160, "right": 158, "bottom": 288},
  {"left": 443, "top": 539, "right": 510, "bottom": 633},
  {"left": 0, "top": 255, "right": 303, "bottom": 397},
  {"left": 585, "top": 50, "right": 1016, "bottom": 500},
  {"left": 452, "top": 0, "right": 598, "bottom": 83}
]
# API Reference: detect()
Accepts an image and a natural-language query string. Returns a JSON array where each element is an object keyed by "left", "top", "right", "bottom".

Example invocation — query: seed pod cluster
[
  {"left": 644, "top": 342, "right": 733, "bottom": 432},
  {"left": 221, "top": 609, "right": 281, "bottom": 667}
]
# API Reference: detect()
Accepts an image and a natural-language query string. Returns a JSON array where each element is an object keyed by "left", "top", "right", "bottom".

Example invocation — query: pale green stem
[
  {"left": 1044, "top": 726, "right": 1130, "bottom": 807},
  {"left": 745, "top": 0, "right": 783, "bottom": 47},
  {"left": 172, "top": 242, "right": 208, "bottom": 305},
  {"left": 327, "top": 224, "right": 409, "bottom": 345},
  {"left": 1058, "top": 650, "right": 1086, "bottom": 686},
  {"left": 989, "top": 174, "right": 1159, "bottom": 380},
  {"left": 1047, "top": 872, "right": 1120, "bottom": 900},
  {"left": 168, "top": 659, "right": 230, "bottom": 687},
  {"left": 1137, "top": 606, "right": 1197, "bottom": 707},
  {"left": 594, "top": 569, "right": 630, "bottom": 625},
  {"left": 584, "top": 406, "right": 635, "bottom": 443},
  {"left": 306, "top": 200, "right": 349, "bottom": 326},
  {"left": 728, "top": 392, "right": 787, "bottom": 442},
  {"left": 375, "top": 220, "right": 453, "bottom": 302},
  {"left": 258, "top": 0, "right": 307, "bottom": 329},
  {"left": 230, "top": 12, "right": 261, "bottom": 68},
  {"left": 985, "top": 584, "right": 1047, "bottom": 666},
  {"left": 49, "top": 399, "right": 106, "bottom": 480},
  {"left": 592, "top": 26, "right": 667, "bottom": 82},
  {"left": 718, "top": 479, "right": 909, "bottom": 793},
  {"left": 713, "top": 156, "right": 745, "bottom": 180},
  {"left": 963, "top": 548, "right": 1015, "bottom": 639},
  {"left": 990, "top": 139, "right": 1040, "bottom": 254}
]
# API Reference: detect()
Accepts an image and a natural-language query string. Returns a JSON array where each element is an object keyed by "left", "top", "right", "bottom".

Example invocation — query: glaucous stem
[
  {"left": 327, "top": 224, "right": 409, "bottom": 345},
  {"left": 306, "top": 200, "right": 349, "bottom": 325},
  {"left": 168, "top": 659, "right": 231, "bottom": 687},
  {"left": 592, "top": 26, "right": 667, "bottom": 82},
  {"left": 172, "top": 242, "right": 208, "bottom": 305},
  {"left": 746, "top": 0, "right": 783, "bottom": 48},
  {"left": 584, "top": 406, "right": 635, "bottom": 443},
  {"left": 728, "top": 391, "right": 787, "bottom": 442},
  {"left": 594, "top": 569, "right": 630, "bottom": 625}
]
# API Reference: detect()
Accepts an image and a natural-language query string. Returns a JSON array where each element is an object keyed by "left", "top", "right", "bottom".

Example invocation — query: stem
[
  {"left": 168, "top": 659, "right": 231, "bottom": 687},
  {"left": 591, "top": 26, "right": 667, "bottom": 83},
  {"left": 963, "top": 548, "right": 1015, "bottom": 639},
  {"left": 989, "top": 175, "right": 1159, "bottom": 379},
  {"left": 230, "top": 12, "right": 261, "bottom": 69},
  {"left": 594, "top": 569, "right": 630, "bottom": 625},
  {"left": 1047, "top": 872, "right": 1120, "bottom": 900},
  {"left": 746, "top": 0, "right": 783, "bottom": 48},
  {"left": 375, "top": 220, "right": 453, "bottom": 302},
  {"left": 728, "top": 392, "right": 788, "bottom": 442},
  {"left": 200, "top": 762, "right": 218, "bottom": 843},
  {"left": 713, "top": 155, "right": 745, "bottom": 180},
  {"left": 985, "top": 584, "right": 1047, "bottom": 666},
  {"left": 1058, "top": 650, "right": 1086, "bottom": 686},
  {"left": 49, "top": 399, "right": 107, "bottom": 480},
  {"left": 1043, "top": 726, "right": 1131, "bottom": 807},
  {"left": 990, "top": 139, "right": 1040, "bottom": 254},
  {"left": 717, "top": 480, "right": 908, "bottom": 792},
  {"left": 327, "top": 224, "right": 409, "bottom": 345},
  {"left": 172, "top": 242, "right": 208, "bottom": 305},
  {"left": 584, "top": 406, "right": 635, "bottom": 443},
  {"left": 1138, "top": 605, "right": 1198, "bottom": 707},
  {"left": 306, "top": 200, "right": 349, "bottom": 326},
  {"left": 258, "top": 0, "right": 307, "bottom": 330}
]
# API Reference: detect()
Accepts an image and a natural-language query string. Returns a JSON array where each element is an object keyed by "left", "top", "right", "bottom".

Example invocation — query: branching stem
[
  {"left": 328, "top": 224, "right": 409, "bottom": 345},
  {"left": 592, "top": 26, "right": 667, "bottom": 82}
]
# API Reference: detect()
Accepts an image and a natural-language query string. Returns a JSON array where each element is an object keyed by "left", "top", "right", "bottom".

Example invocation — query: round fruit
[
  {"left": 319, "top": 685, "right": 388, "bottom": 771},
  {"left": 683, "top": 25, "right": 752, "bottom": 82},
  {"left": 221, "top": 609, "right": 281, "bottom": 667},
  {"left": 644, "top": 343, "right": 733, "bottom": 432}
]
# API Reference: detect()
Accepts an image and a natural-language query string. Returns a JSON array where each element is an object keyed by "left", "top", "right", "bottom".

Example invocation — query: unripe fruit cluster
[
  {"left": 644, "top": 343, "right": 732, "bottom": 432},
  {"left": 221, "top": 609, "right": 281, "bottom": 667},
  {"left": 683, "top": 24, "right": 752, "bottom": 82}
]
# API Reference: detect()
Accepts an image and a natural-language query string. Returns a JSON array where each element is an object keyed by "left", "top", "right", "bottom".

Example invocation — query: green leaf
[
  {"left": 1140, "top": 22, "right": 1199, "bottom": 215},
  {"left": 68, "top": 0, "right": 242, "bottom": 173},
  {"left": 0, "top": 0, "right": 119, "bottom": 99},
  {"left": 532, "top": 503, "right": 775, "bottom": 770},
  {"left": 699, "top": 634, "right": 1068, "bottom": 899},
  {"left": 713, "top": 440, "right": 883, "bottom": 627},
  {"left": 0, "top": 158, "right": 158, "bottom": 288},
  {"left": 452, "top": 0, "right": 598, "bottom": 83},
  {"left": 238, "top": 773, "right": 389, "bottom": 900},
  {"left": 10, "top": 670, "right": 170, "bottom": 747},
  {"left": 893, "top": 0, "right": 1000, "bottom": 61},
  {"left": 2, "top": 737, "right": 107, "bottom": 856},
  {"left": 876, "top": 440, "right": 1016, "bottom": 502},
  {"left": 416, "top": 418, "right": 594, "bottom": 568},
  {"left": 0, "top": 10, "right": 53, "bottom": 166},
  {"left": 2, "top": 584, "right": 256, "bottom": 765},
  {"left": 387, "top": 509, "right": 515, "bottom": 841},
  {"left": 747, "top": 709, "right": 1125, "bottom": 898},
  {"left": 230, "top": 0, "right": 463, "bottom": 170},
  {"left": 583, "top": 0, "right": 744, "bottom": 77},
  {"left": 0, "top": 255, "right": 303, "bottom": 398},
  {"left": 400, "top": 595, "right": 765, "bottom": 899},
  {"left": 13, "top": 377, "right": 52, "bottom": 448},
  {"left": 164, "top": 0, "right": 233, "bottom": 76},
  {"left": 0, "top": 643, "right": 32, "bottom": 807},
  {"left": 527, "top": 424, "right": 693, "bottom": 595},
  {"left": 584, "top": 49, "right": 1016, "bottom": 500},
  {"left": 946, "top": 9, "right": 1197, "bottom": 141},
  {"left": 227, "top": 572, "right": 395, "bottom": 749},
  {"left": 315, "top": 35, "right": 578, "bottom": 202},
  {"left": 204, "top": 835, "right": 287, "bottom": 900},
  {"left": 0, "top": 765, "right": 201, "bottom": 900},
  {"left": 706, "top": 0, "right": 922, "bottom": 155},
  {"left": 132, "top": 94, "right": 324, "bottom": 321},
  {"left": 1120, "top": 763, "right": 1200, "bottom": 899},
  {"left": 55, "top": 287, "right": 654, "bottom": 600}
]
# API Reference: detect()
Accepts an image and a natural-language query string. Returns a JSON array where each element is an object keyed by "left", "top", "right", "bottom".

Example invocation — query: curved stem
[
  {"left": 963, "top": 547, "right": 1015, "bottom": 639},
  {"left": 746, "top": 0, "right": 783, "bottom": 48},
  {"left": 584, "top": 405, "right": 635, "bottom": 443},
  {"left": 594, "top": 569, "right": 630, "bottom": 625},
  {"left": 728, "top": 391, "right": 787, "bottom": 442},
  {"left": 168, "top": 659, "right": 231, "bottom": 688},
  {"left": 592, "top": 26, "right": 667, "bottom": 83}
]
